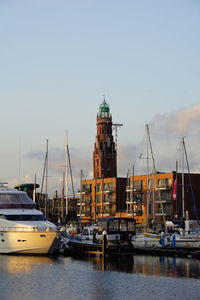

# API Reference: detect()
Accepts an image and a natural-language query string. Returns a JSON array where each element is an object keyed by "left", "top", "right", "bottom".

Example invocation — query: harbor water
[{"left": 0, "top": 254, "right": 200, "bottom": 300}]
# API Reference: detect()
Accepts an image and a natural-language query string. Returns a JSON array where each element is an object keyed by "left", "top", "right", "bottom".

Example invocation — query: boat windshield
[
  {"left": 98, "top": 218, "right": 136, "bottom": 234},
  {"left": 127, "top": 220, "right": 136, "bottom": 232},
  {"left": 0, "top": 193, "right": 36, "bottom": 209},
  {"left": 0, "top": 214, "right": 46, "bottom": 221}
]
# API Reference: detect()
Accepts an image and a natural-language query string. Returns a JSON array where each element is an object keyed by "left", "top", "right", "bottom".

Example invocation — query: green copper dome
[
  {"left": 97, "top": 97, "right": 111, "bottom": 119},
  {"left": 99, "top": 99, "right": 110, "bottom": 113}
]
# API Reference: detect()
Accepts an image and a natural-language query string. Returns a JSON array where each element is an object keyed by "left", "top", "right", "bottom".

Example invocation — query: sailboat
[
  {"left": 166, "top": 137, "right": 200, "bottom": 248},
  {"left": 132, "top": 124, "right": 169, "bottom": 249}
]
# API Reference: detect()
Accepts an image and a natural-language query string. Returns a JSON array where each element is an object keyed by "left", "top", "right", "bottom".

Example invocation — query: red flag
[{"left": 172, "top": 179, "right": 177, "bottom": 200}]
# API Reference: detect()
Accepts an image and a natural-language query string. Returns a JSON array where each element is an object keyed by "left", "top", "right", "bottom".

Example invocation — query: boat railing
[{"left": 0, "top": 226, "right": 58, "bottom": 232}]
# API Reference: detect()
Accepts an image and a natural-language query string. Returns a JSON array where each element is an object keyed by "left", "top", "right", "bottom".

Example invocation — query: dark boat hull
[{"left": 65, "top": 239, "right": 135, "bottom": 257}]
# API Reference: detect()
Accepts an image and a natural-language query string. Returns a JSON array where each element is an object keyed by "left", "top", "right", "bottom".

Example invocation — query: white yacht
[{"left": 0, "top": 184, "right": 58, "bottom": 254}]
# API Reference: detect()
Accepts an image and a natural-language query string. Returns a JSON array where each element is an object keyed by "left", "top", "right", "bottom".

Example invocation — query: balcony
[
  {"left": 77, "top": 212, "right": 91, "bottom": 217},
  {"left": 155, "top": 199, "right": 171, "bottom": 204},
  {"left": 103, "top": 199, "right": 115, "bottom": 205},
  {"left": 77, "top": 200, "right": 91, "bottom": 206},
  {"left": 155, "top": 184, "right": 171, "bottom": 190},
  {"left": 77, "top": 213, "right": 85, "bottom": 217},
  {"left": 155, "top": 209, "right": 171, "bottom": 216},
  {"left": 126, "top": 185, "right": 133, "bottom": 192},
  {"left": 100, "top": 187, "right": 115, "bottom": 194},
  {"left": 126, "top": 198, "right": 142, "bottom": 205},
  {"left": 126, "top": 185, "right": 142, "bottom": 192},
  {"left": 77, "top": 188, "right": 91, "bottom": 195},
  {"left": 77, "top": 202, "right": 85, "bottom": 206}
]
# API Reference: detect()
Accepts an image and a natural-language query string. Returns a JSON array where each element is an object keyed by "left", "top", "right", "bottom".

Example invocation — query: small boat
[
  {"left": 65, "top": 217, "right": 136, "bottom": 256},
  {"left": 0, "top": 183, "right": 58, "bottom": 254},
  {"left": 131, "top": 232, "right": 170, "bottom": 248},
  {"left": 166, "top": 219, "right": 200, "bottom": 249},
  {"left": 170, "top": 234, "right": 200, "bottom": 249}
]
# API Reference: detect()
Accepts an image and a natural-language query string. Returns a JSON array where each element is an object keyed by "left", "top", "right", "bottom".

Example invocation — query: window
[
  {"left": 96, "top": 183, "right": 101, "bottom": 192},
  {"left": 108, "top": 219, "right": 119, "bottom": 232},
  {"left": 157, "top": 178, "right": 171, "bottom": 188},
  {"left": 127, "top": 221, "right": 136, "bottom": 232},
  {"left": 96, "top": 194, "right": 101, "bottom": 203},
  {"left": 120, "top": 219, "right": 127, "bottom": 231},
  {"left": 160, "top": 191, "right": 171, "bottom": 202},
  {"left": 0, "top": 193, "right": 35, "bottom": 209},
  {"left": 5, "top": 215, "right": 46, "bottom": 221},
  {"left": 83, "top": 184, "right": 91, "bottom": 193},
  {"left": 133, "top": 181, "right": 143, "bottom": 191}
]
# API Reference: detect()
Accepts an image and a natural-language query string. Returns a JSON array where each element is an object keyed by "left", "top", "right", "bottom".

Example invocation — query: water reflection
[
  {"left": 0, "top": 254, "right": 200, "bottom": 279},
  {"left": 0, "top": 255, "right": 200, "bottom": 300},
  {"left": 88, "top": 255, "right": 200, "bottom": 279},
  {"left": 0, "top": 255, "right": 56, "bottom": 274}
]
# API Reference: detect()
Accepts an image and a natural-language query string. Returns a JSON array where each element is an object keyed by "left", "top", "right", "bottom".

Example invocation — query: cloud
[
  {"left": 23, "top": 102, "right": 200, "bottom": 195},
  {"left": 176, "top": 103, "right": 200, "bottom": 133},
  {"left": 117, "top": 143, "right": 141, "bottom": 176},
  {"left": 119, "top": 103, "right": 200, "bottom": 174},
  {"left": 150, "top": 102, "right": 200, "bottom": 136},
  {"left": 25, "top": 150, "right": 44, "bottom": 161},
  {"left": 7, "top": 173, "right": 34, "bottom": 189},
  {"left": 25, "top": 145, "right": 93, "bottom": 195}
]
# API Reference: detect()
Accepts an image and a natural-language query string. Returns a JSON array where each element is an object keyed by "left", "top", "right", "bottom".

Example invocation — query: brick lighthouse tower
[{"left": 93, "top": 99, "right": 117, "bottom": 179}]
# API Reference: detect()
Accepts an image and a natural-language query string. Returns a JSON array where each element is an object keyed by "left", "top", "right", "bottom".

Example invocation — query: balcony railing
[
  {"left": 126, "top": 185, "right": 142, "bottom": 192},
  {"left": 103, "top": 186, "right": 115, "bottom": 193},
  {"left": 155, "top": 184, "right": 171, "bottom": 190},
  {"left": 77, "top": 200, "right": 91, "bottom": 206},
  {"left": 126, "top": 198, "right": 142, "bottom": 204},
  {"left": 77, "top": 188, "right": 91, "bottom": 195},
  {"left": 103, "top": 199, "right": 115, "bottom": 204},
  {"left": 155, "top": 210, "right": 171, "bottom": 216},
  {"left": 155, "top": 199, "right": 171, "bottom": 203}
]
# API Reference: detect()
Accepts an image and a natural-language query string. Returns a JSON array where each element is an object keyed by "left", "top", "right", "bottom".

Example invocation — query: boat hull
[
  {"left": 131, "top": 234, "right": 166, "bottom": 248},
  {"left": 66, "top": 239, "right": 134, "bottom": 256},
  {"left": 0, "top": 231, "right": 58, "bottom": 254},
  {"left": 170, "top": 236, "right": 200, "bottom": 248}
]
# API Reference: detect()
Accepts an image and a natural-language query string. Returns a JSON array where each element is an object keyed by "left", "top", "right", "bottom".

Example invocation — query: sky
[{"left": 0, "top": 0, "right": 200, "bottom": 196}]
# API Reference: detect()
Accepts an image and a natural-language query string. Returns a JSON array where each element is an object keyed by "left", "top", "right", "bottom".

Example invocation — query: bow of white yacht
[{"left": 0, "top": 186, "right": 58, "bottom": 254}]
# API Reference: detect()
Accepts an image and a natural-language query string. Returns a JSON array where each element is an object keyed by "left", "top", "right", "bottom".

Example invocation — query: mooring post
[
  {"left": 102, "top": 230, "right": 107, "bottom": 257},
  {"left": 171, "top": 235, "right": 176, "bottom": 248}
]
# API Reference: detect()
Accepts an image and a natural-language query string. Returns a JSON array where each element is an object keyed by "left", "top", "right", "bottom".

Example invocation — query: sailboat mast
[
  {"left": 175, "top": 160, "right": 178, "bottom": 213},
  {"left": 80, "top": 169, "right": 83, "bottom": 219},
  {"left": 182, "top": 137, "right": 198, "bottom": 220},
  {"left": 33, "top": 174, "right": 36, "bottom": 203},
  {"left": 61, "top": 171, "right": 65, "bottom": 220},
  {"left": 147, "top": 125, "right": 155, "bottom": 219},
  {"left": 45, "top": 139, "right": 48, "bottom": 218},
  {"left": 126, "top": 169, "right": 130, "bottom": 207},
  {"left": 65, "top": 131, "right": 68, "bottom": 217},
  {"left": 67, "top": 145, "right": 75, "bottom": 199},
  {"left": 146, "top": 124, "right": 165, "bottom": 224},
  {"left": 131, "top": 165, "right": 134, "bottom": 215},
  {"left": 146, "top": 124, "right": 149, "bottom": 220},
  {"left": 181, "top": 137, "right": 185, "bottom": 218}
]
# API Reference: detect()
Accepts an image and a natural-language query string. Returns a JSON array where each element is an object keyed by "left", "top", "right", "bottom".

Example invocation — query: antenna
[
  {"left": 112, "top": 123, "right": 123, "bottom": 155},
  {"left": 112, "top": 122, "right": 123, "bottom": 176}
]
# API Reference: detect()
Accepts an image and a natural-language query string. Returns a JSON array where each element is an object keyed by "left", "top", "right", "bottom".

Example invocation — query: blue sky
[{"left": 0, "top": 0, "right": 200, "bottom": 195}]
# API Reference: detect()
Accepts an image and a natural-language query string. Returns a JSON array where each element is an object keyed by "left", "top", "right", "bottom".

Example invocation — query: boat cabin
[
  {"left": 97, "top": 217, "right": 136, "bottom": 243},
  {"left": 80, "top": 225, "right": 99, "bottom": 240}
]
